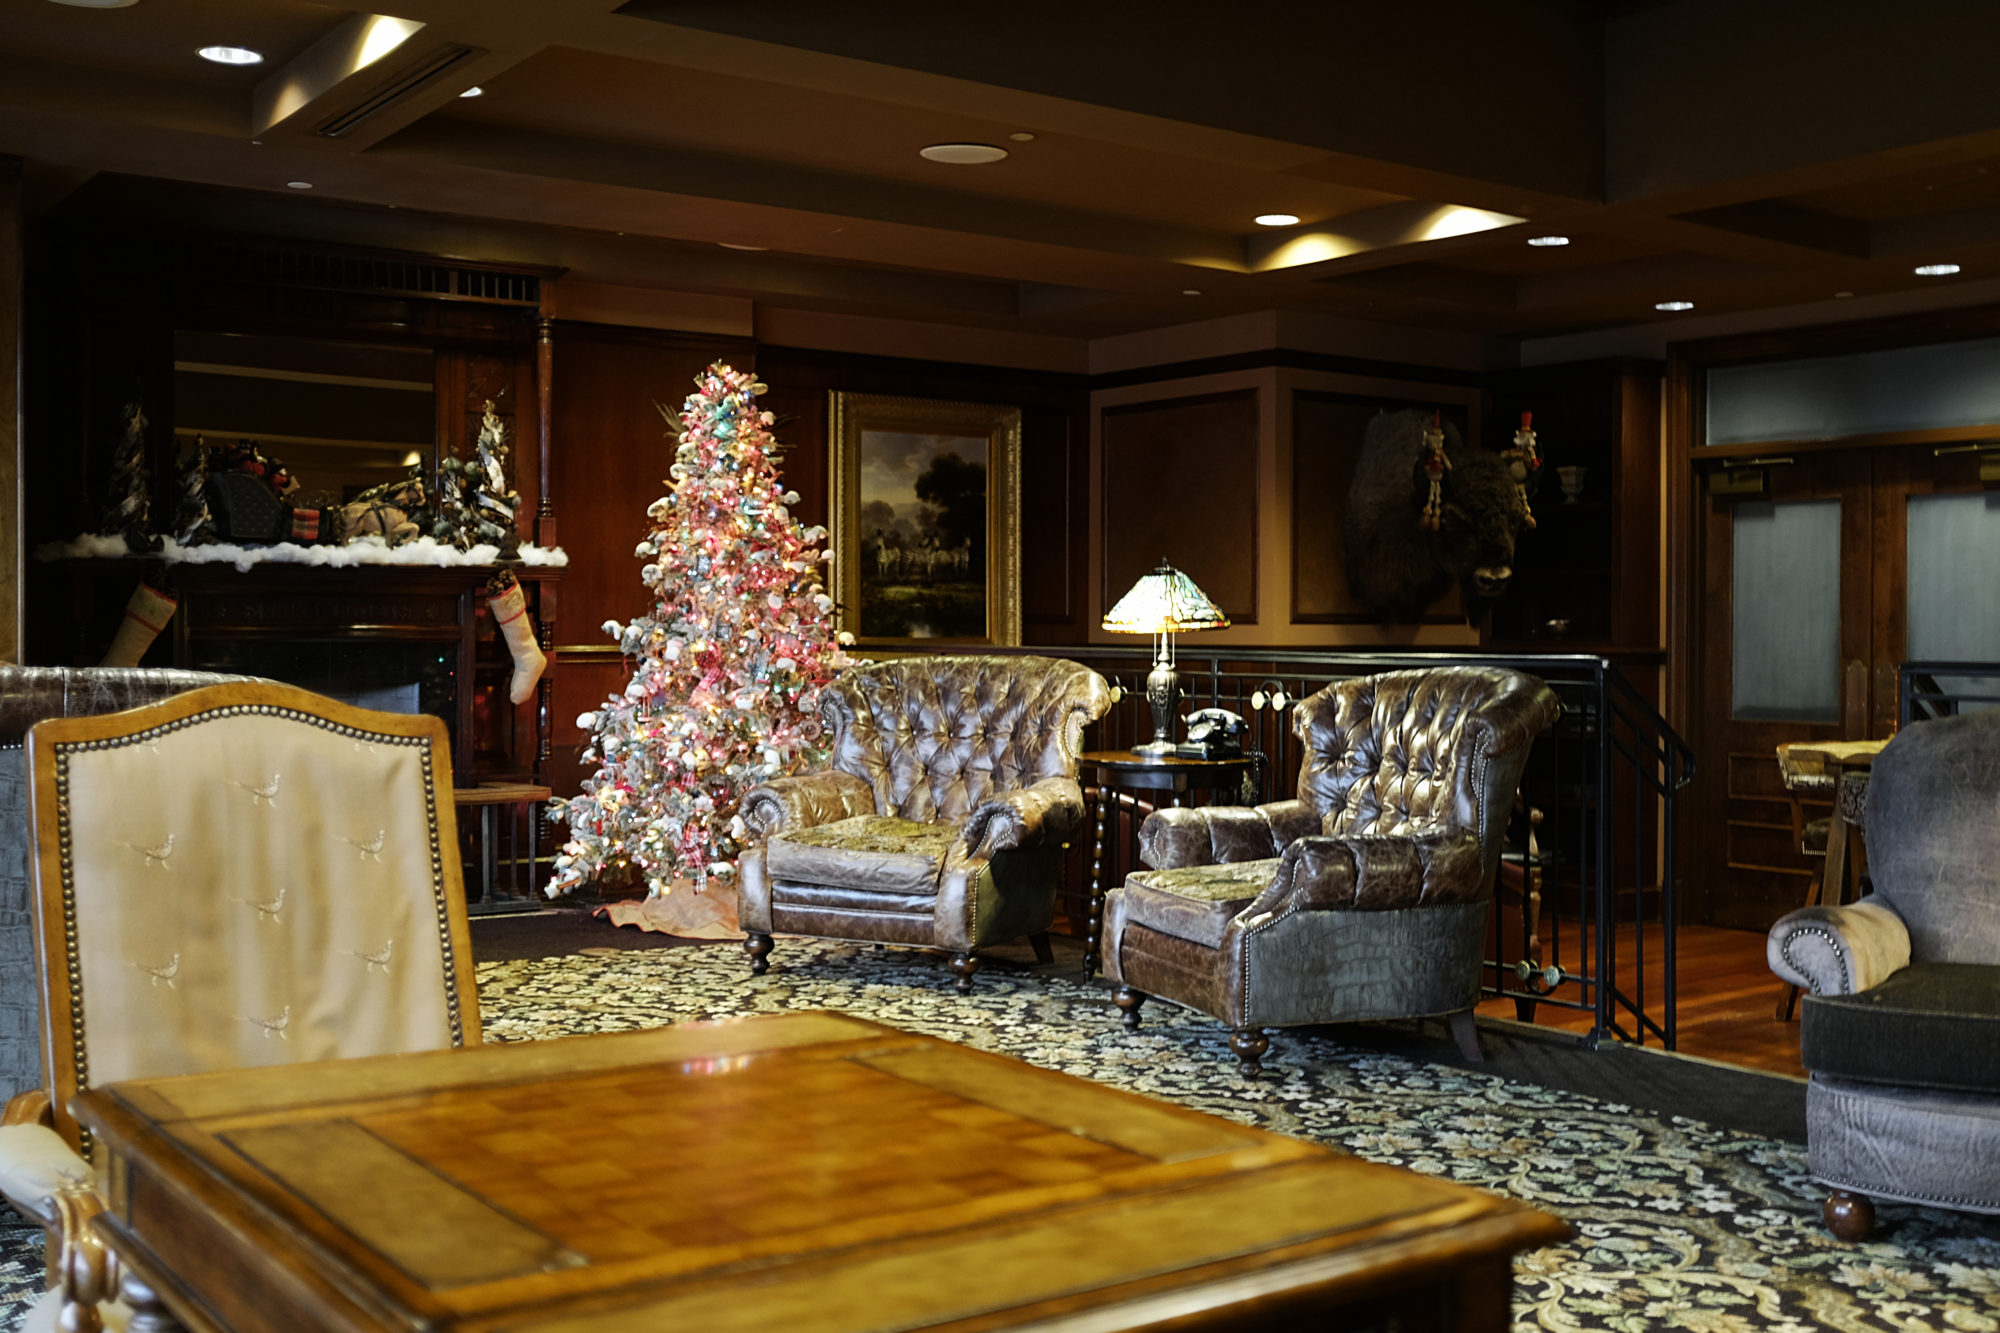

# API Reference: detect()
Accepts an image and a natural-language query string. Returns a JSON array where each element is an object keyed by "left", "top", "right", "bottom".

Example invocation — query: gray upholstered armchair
[
  {"left": 737, "top": 654, "right": 1113, "bottom": 992},
  {"left": 1105, "top": 667, "right": 1560, "bottom": 1075},
  {"left": 1767, "top": 710, "right": 2000, "bottom": 1241}
]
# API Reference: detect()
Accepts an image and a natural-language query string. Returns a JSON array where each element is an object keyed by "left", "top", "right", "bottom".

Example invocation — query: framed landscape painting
[{"left": 829, "top": 392, "right": 1021, "bottom": 646}]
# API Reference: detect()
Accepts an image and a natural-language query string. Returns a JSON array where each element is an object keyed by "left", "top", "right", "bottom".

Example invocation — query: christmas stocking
[
  {"left": 101, "top": 583, "right": 178, "bottom": 667},
  {"left": 489, "top": 575, "right": 547, "bottom": 705}
]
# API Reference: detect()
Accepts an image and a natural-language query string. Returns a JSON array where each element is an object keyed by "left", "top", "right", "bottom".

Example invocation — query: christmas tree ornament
[
  {"left": 1419, "top": 412, "right": 1451, "bottom": 532},
  {"left": 1502, "top": 410, "right": 1541, "bottom": 530},
  {"left": 550, "top": 363, "right": 844, "bottom": 900},
  {"left": 100, "top": 583, "right": 177, "bottom": 667}
]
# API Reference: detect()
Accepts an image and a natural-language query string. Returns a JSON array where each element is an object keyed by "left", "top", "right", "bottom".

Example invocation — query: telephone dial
[{"left": 1178, "top": 708, "right": 1246, "bottom": 760}]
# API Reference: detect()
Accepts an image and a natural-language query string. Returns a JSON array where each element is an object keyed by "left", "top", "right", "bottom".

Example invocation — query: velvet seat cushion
[
  {"left": 1119, "top": 860, "right": 1280, "bottom": 950},
  {"left": 1801, "top": 962, "right": 2000, "bottom": 1094},
  {"left": 765, "top": 815, "right": 958, "bottom": 895}
]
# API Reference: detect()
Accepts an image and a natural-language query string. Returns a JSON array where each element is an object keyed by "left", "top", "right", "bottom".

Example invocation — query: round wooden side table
[{"left": 1079, "top": 749, "right": 1254, "bottom": 979}]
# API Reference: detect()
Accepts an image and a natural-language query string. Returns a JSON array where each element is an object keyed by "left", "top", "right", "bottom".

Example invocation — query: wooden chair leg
[
  {"left": 948, "top": 952, "right": 980, "bottom": 994},
  {"left": 1229, "top": 1028, "right": 1269, "bottom": 1078},
  {"left": 1114, "top": 986, "right": 1146, "bottom": 1030},
  {"left": 744, "top": 933, "right": 773, "bottom": 977},
  {"left": 1028, "top": 931, "right": 1055, "bottom": 965}
]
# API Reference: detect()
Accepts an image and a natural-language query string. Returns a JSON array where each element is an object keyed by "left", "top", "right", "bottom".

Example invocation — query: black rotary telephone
[{"left": 1178, "top": 708, "right": 1246, "bottom": 760}]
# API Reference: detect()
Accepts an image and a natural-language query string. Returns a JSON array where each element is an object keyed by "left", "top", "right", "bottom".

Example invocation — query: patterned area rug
[{"left": 5, "top": 940, "right": 1998, "bottom": 1332}]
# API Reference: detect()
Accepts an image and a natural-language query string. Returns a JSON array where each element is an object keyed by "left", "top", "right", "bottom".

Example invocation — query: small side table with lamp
[{"left": 1085, "top": 561, "right": 1240, "bottom": 976}]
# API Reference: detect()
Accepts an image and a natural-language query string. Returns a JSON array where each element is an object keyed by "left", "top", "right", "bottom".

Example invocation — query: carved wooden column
[
  {"left": 536, "top": 315, "right": 556, "bottom": 549},
  {"left": 533, "top": 314, "right": 557, "bottom": 873}
]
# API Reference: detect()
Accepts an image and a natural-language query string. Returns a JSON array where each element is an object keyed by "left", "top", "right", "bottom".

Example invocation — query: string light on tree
[{"left": 548, "top": 363, "right": 848, "bottom": 899}]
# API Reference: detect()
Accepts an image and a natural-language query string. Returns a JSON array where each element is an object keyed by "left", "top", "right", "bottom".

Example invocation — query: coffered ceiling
[{"left": 5, "top": 0, "right": 2000, "bottom": 349}]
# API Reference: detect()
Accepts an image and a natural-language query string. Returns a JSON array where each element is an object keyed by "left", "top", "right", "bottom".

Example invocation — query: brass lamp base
[{"left": 1131, "top": 658, "right": 1178, "bottom": 756}]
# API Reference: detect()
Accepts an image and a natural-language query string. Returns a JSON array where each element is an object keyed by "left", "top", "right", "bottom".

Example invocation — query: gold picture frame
[{"left": 829, "top": 392, "right": 1021, "bottom": 647}]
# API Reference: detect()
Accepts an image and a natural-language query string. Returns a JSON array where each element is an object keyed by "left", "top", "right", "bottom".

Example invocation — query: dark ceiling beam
[
  {"left": 1314, "top": 263, "right": 1518, "bottom": 311},
  {"left": 1673, "top": 202, "right": 1872, "bottom": 260}
]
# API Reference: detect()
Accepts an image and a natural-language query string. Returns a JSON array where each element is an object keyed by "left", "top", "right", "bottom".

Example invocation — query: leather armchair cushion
[
  {"left": 1802, "top": 962, "right": 2000, "bottom": 1094},
  {"left": 765, "top": 815, "right": 958, "bottom": 895},
  {"left": 1120, "top": 860, "right": 1279, "bottom": 949}
]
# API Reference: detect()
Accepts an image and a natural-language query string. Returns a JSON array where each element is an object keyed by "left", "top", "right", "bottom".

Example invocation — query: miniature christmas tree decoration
[
  {"left": 435, "top": 401, "right": 521, "bottom": 556},
  {"left": 550, "top": 364, "right": 844, "bottom": 899},
  {"left": 97, "top": 402, "right": 162, "bottom": 554}
]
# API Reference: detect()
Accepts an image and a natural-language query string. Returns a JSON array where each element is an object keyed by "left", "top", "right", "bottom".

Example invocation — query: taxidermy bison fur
[{"left": 1343, "top": 409, "right": 1535, "bottom": 623}]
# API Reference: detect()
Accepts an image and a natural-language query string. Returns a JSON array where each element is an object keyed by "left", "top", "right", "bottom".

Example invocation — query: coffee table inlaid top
[
  {"left": 1080, "top": 749, "right": 1251, "bottom": 774},
  {"left": 1786, "top": 738, "right": 1889, "bottom": 767},
  {"left": 75, "top": 1013, "right": 1565, "bottom": 1333}
]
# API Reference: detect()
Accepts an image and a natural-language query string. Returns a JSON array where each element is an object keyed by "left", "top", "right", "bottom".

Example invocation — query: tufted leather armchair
[
  {"left": 1767, "top": 710, "right": 2000, "bottom": 1241},
  {"left": 1104, "top": 667, "right": 1560, "bottom": 1075},
  {"left": 737, "top": 654, "right": 1113, "bottom": 991}
]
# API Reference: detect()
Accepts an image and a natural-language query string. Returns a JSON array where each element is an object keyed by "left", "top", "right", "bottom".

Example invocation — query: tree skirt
[
  {"left": 7, "top": 941, "right": 1996, "bottom": 1333},
  {"left": 593, "top": 886, "right": 743, "bottom": 940}
]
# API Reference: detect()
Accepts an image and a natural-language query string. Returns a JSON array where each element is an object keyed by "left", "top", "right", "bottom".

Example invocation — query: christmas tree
[
  {"left": 549, "top": 364, "right": 847, "bottom": 899},
  {"left": 434, "top": 400, "right": 521, "bottom": 556}
]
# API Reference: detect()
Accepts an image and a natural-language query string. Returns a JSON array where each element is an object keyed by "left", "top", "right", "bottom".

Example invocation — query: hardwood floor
[{"left": 1479, "top": 921, "right": 1806, "bottom": 1077}]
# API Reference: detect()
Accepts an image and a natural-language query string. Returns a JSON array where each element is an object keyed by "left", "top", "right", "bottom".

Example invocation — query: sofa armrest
[
  {"left": 739, "top": 771, "right": 875, "bottom": 840},
  {"left": 1139, "top": 799, "right": 1317, "bottom": 870},
  {"left": 963, "top": 777, "right": 1086, "bottom": 855},
  {"left": 1768, "top": 900, "right": 1911, "bottom": 997},
  {"left": 1241, "top": 827, "right": 1486, "bottom": 921}
]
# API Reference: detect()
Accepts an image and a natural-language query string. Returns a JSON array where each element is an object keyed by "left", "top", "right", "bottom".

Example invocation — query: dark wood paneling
[
  {"left": 546, "top": 324, "right": 754, "bottom": 797},
  {"left": 1101, "top": 390, "right": 1259, "bottom": 623},
  {"left": 1290, "top": 391, "right": 1470, "bottom": 625}
]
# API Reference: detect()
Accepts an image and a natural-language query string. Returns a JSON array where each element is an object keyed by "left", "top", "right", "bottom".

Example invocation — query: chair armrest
[
  {"left": 0, "top": 1121, "right": 92, "bottom": 1227},
  {"left": 1768, "top": 900, "right": 1911, "bottom": 997},
  {"left": 739, "top": 772, "right": 875, "bottom": 839},
  {"left": 1139, "top": 799, "right": 1318, "bottom": 870},
  {"left": 3, "top": 1089, "right": 50, "bottom": 1127},
  {"left": 963, "top": 777, "right": 1086, "bottom": 854},
  {"left": 1241, "top": 828, "right": 1485, "bottom": 921}
]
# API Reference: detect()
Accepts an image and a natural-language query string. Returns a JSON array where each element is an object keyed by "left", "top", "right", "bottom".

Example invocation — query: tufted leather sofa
[
  {"left": 1768, "top": 710, "right": 2000, "bottom": 1240},
  {"left": 0, "top": 667, "right": 257, "bottom": 1104},
  {"left": 1104, "top": 666, "right": 1560, "bottom": 1075},
  {"left": 737, "top": 654, "right": 1114, "bottom": 991}
]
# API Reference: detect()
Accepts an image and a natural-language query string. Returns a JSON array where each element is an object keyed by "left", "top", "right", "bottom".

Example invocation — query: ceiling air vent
[
  {"left": 189, "top": 238, "right": 543, "bottom": 307},
  {"left": 316, "top": 44, "right": 478, "bottom": 139}
]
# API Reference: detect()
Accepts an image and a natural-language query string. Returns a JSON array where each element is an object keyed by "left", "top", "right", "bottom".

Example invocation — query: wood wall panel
[
  {"left": 1291, "top": 392, "right": 1470, "bottom": 624},
  {"left": 547, "top": 323, "right": 754, "bottom": 796},
  {"left": 1100, "top": 389, "right": 1259, "bottom": 622}
]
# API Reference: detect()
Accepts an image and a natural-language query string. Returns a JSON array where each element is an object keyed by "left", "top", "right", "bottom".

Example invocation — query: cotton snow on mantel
[{"left": 39, "top": 533, "right": 569, "bottom": 574}]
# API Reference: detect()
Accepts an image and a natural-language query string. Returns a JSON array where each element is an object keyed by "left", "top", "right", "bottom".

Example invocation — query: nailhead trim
[{"left": 1779, "top": 925, "right": 1850, "bottom": 996}]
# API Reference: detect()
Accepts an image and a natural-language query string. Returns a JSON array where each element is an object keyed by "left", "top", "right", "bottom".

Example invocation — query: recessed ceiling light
[
  {"left": 1835, "top": 290, "right": 1855, "bottom": 298},
  {"left": 1914, "top": 262, "right": 1962, "bottom": 276},
  {"left": 1181, "top": 289, "right": 1202, "bottom": 296},
  {"left": 286, "top": 180, "right": 313, "bottom": 190},
  {"left": 459, "top": 86, "right": 483, "bottom": 98},
  {"left": 919, "top": 143, "right": 1007, "bottom": 165},
  {"left": 1254, "top": 213, "right": 1300, "bottom": 227},
  {"left": 717, "top": 242, "right": 768, "bottom": 251},
  {"left": 49, "top": 0, "right": 141, "bottom": 8},
  {"left": 1526, "top": 235, "right": 1570, "bottom": 247},
  {"left": 1008, "top": 132, "right": 1035, "bottom": 142},
  {"left": 1655, "top": 300, "right": 1695, "bottom": 312},
  {"left": 197, "top": 44, "right": 263, "bottom": 65}
]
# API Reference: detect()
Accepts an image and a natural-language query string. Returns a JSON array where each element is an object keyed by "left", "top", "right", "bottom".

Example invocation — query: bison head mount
[{"left": 1342, "top": 409, "right": 1536, "bottom": 623}]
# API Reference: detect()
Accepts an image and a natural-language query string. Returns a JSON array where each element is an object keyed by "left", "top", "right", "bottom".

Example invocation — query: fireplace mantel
[{"left": 60, "top": 558, "right": 559, "bottom": 790}]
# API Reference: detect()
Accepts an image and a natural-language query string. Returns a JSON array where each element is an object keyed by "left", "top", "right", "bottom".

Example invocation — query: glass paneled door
[{"left": 1697, "top": 445, "right": 2000, "bottom": 928}]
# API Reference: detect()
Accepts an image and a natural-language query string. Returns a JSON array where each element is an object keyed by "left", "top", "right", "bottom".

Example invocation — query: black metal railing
[
  {"left": 1899, "top": 660, "right": 2000, "bottom": 724},
  {"left": 970, "top": 646, "right": 1696, "bottom": 1049}
]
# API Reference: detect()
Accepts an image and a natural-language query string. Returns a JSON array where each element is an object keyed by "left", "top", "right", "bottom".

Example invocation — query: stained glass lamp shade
[{"left": 1102, "top": 561, "right": 1229, "bottom": 755}]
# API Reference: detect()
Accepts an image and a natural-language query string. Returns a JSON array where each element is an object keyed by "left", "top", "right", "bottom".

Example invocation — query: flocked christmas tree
[{"left": 549, "top": 364, "right": 847, "bottom": 899}]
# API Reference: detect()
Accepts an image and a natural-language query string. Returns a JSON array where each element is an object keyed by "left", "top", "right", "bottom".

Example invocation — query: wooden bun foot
[
  {"left": 744, "top": 933, "right": 773, "bottom": 977},
  {"left": 948, "top": 952, "right": 980, "bottom": 994},
  {"left": 1229, "top": 1027, "right": 1269, "bottom": 1078},
  {"left": 1824, "top": 1189, "right": 1875, "bottom": 1242},
  {"left": 1114, "top": 986, "right": 1146, "bottom": 1031}
]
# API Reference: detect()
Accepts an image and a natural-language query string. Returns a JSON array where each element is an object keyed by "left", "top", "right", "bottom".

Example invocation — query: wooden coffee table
[{"left": 74, "top": 1012, "right": 1566, "bottom": 1332}]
